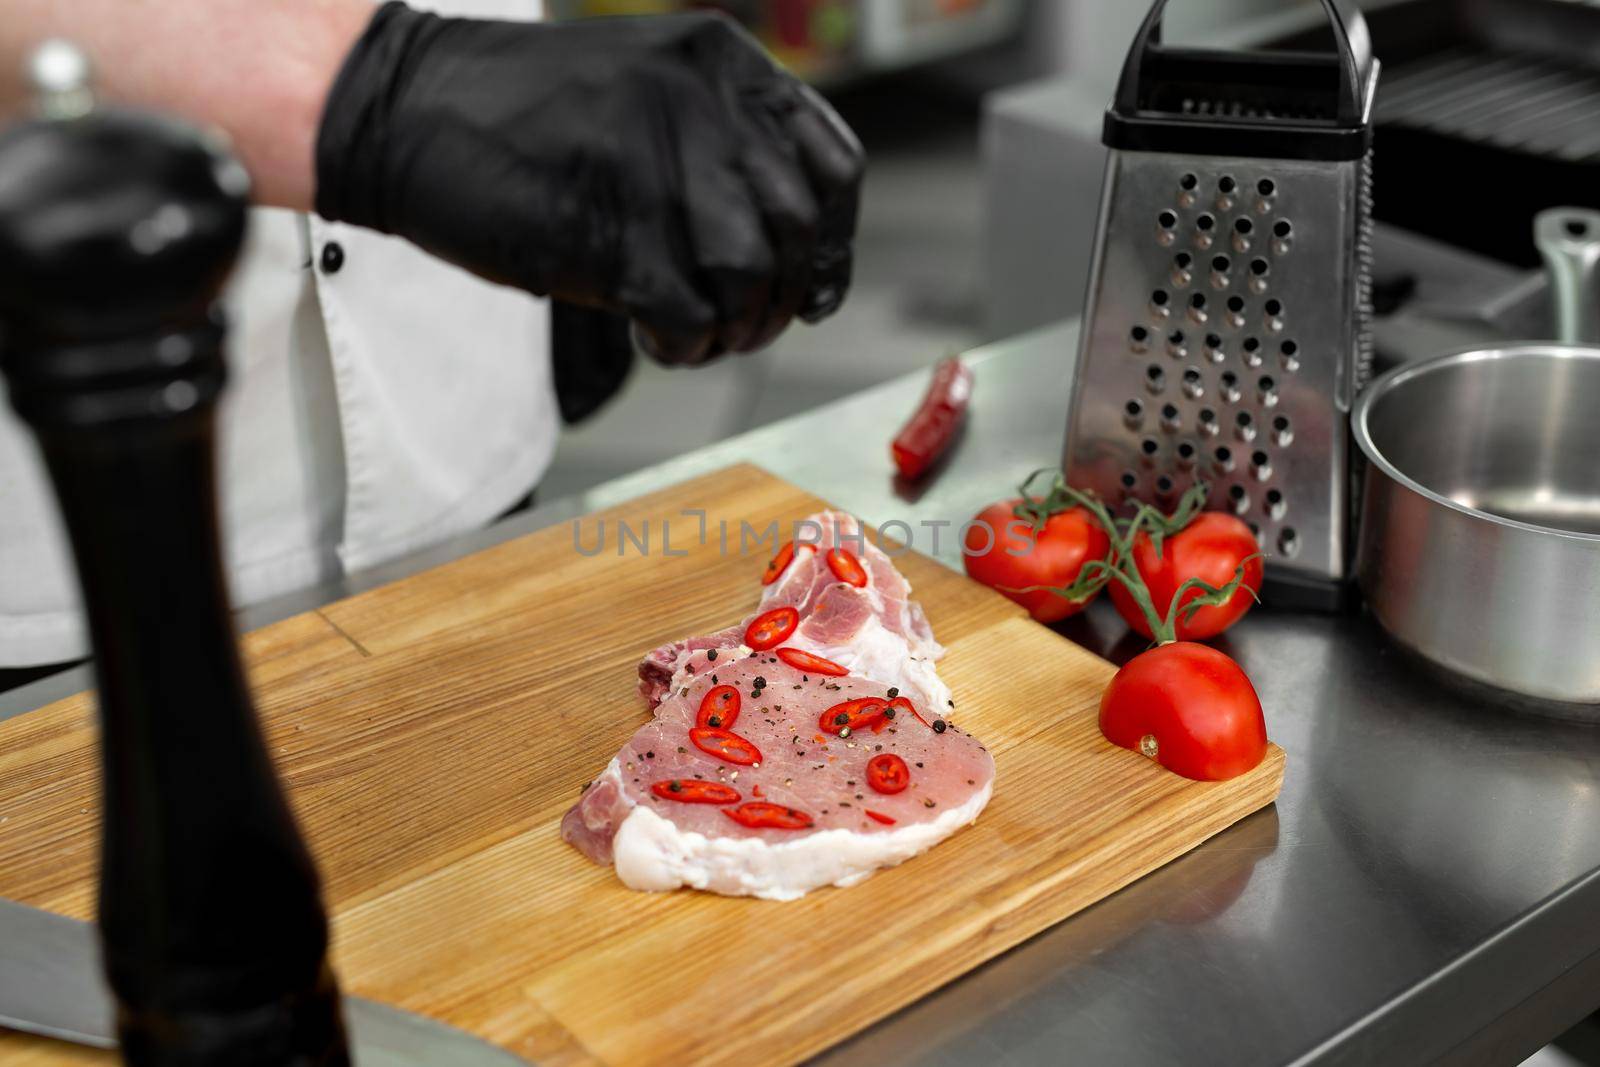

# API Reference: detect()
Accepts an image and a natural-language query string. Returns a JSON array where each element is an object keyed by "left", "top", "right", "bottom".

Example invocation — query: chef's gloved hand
[{"left": 315, "top": 3, "right": 863, "bottom": 365}]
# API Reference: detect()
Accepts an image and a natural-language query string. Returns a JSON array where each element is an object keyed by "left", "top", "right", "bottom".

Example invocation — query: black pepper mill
[{"left": 0, "top": 43, "right": 349, "bottom": 1065}]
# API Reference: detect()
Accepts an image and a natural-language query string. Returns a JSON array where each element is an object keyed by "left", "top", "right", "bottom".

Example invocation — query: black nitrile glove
[{"left": 316, "top": 4, "right": 864, "bottom": 365}]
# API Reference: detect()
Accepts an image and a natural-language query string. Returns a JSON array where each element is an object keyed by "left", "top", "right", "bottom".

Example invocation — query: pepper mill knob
[{"left": 0, "top": 54, "right": 248, "bottom": 420}]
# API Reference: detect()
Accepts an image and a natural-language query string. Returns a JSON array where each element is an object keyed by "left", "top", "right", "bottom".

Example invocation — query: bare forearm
[{"left": 0, "top": 0, "right": 372, "bottom": 209}]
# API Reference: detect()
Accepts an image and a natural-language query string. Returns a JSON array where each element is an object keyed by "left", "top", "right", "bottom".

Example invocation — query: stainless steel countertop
[{"left": 5, "top": 321, "right": 1599, "bottom": 1066}]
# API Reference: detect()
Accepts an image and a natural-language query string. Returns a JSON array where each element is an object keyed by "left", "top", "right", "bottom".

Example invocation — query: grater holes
[
  {"left": 1166, "top": 330, "right": 1187, "bottom": 359},
  {"left": 1197, "top": 407, "right": 1219, "bottom": 437},
  {"left": 1188, "top": 292, "right": 1207, "bottom": 323},
  {"left": 1225, "top": 295, "right": 1246, "bottom": 327},
  {"left": 1227, "top": 483, "right": 1249, "bottom": 515},
  {"left": 1140, "top": 437, "right": 1161, "bottom": 464},
  {"left": 1175, "top": 440, "right": 1197, "bottom": 468},
  {"left": 1181, "top": 367, "right": 1204, "bottom": 399},
  {"left": 1250, "top": 258, "right": 1270, "bottom": 276},
  {"left": 1123, "top": 398, "right": 1145, "bottom": 430},
  {"left": 1129, "top": 325, "right": 1150, "bottom": 352},
  {"left": 1249, "top": 521, "right": 1264, "bottom": 547},
  {"left": 1265, "top": 487, "right": 1286, "bottom": 519},
  {"left": 1210, "top": 255, "right": 1231, "bottom": 289},
  {"left": 1151, "top": 289, "right": 1171, "bottom": 317},
  {"left": 1279, "top": 339, "right": 1299, "bottom": 371},
  {"left": 1264, "top": 299, "right": 1285, "bottom": 332},
  {"left": 1145, "top": 363, "right": 1166, "bottom": 393},
  {"left": 1159, "top": 402, "right": 1181, "bottom": 432},
  {"left": 1219, "top": 371, "right": 1241, "bottom": 403},
  {"left": 1196, "top": 213, "right": 1215, "bottom": 232},
  {"left": 1218, "top": 176, "right": 1236, "bottom": 194},
  {"left": 1174, "top": 252, "right": 1193, "bottom": 268},
  {"left": 1203, "top": 333, "right": 1224, "bottom": 363},
  {"left": 1158, "top": 211, "right": 1177, "bottom": 229},
  {"left": 1179, "top": 173, "right": 1198, "bottom": 191},
  {"left": 1277, "top": 526, "right": 1300, "bottom": 557},
  {"left": 1157, "top": 211, "right": 1179, "bottom": 245},
  {"left": 1213, "top": 445, "right": 1235, "bottom": 473},
  {"left": 1155, "top": 474, "right": 1175, "bottom": 497},
  {"left": 1250, "top": 449, "right": 1272, "bottom": 481},
  {"left": 1272, "top": 218, "right": 1294, "bottom": 254},
  {"left": 1234, "top": 410, "right": 1256, "bottom": 442},
  {"left": 1272, "top": 414, "right": 1293, "bottom": 447},
  {"left": 1121, "top": 470, "right": 1138, "bottom": 490},
  {"left": 1257, "top": 375, "right": 1279, "bottom": 406},
  {"left": 1234, "top": 217, "right": 1253, "bottom": 235},
  {"left": 1242, "top": 336, "right": 1262, "bottom": 368},
  {"left": 1257, "top": 178, "right": 1276, "bottom": 196}
]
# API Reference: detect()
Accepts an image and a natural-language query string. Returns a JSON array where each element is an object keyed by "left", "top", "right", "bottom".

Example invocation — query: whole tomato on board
[
  {"left": 1108, "top": 512, "right": 1264, "bottom": 641},
  {"left": 963, "top": 472, "right": 1113, "bottom": 623},
  {"left": 1099, "top": 641, "right": 1266, "bottom": 781}
]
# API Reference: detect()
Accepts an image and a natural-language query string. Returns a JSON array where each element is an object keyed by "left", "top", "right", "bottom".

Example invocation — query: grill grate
[{"left": 1378, "top": 47, "right": 1600, "bottom": 164}]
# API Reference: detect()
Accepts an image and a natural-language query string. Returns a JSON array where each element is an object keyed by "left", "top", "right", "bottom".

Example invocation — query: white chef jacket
[{"left": 0, "top": 0, "right": 555, "bottom": 667}]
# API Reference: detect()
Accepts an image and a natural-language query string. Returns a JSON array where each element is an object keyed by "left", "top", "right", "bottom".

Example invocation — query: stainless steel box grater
[{"left": 1063, "top": 0, "right": 1378, "bottom": 609}]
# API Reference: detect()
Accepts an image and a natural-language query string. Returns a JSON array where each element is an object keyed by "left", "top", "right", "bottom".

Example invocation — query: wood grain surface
[{"left": 0, "top": 463, "right": 1284, "bottom": 1065}]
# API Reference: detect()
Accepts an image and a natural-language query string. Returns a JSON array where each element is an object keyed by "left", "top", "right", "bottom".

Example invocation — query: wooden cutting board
[{"left": 0, "top": 463, "right": 1283, "bottom": 1066}]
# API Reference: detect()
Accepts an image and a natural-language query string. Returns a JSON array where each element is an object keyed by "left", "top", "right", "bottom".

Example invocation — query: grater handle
[{"left": 1115, "top": 0, "right": 1374, "bottom": 127}]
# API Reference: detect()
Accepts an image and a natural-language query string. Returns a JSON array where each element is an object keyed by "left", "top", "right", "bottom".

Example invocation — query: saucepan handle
[{"left": 1534, "top": 207, "right": 1600, "bottom": 345}]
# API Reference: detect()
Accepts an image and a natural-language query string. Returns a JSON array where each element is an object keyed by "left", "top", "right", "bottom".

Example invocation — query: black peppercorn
[{"left": 932, "top": 719, "right": 947, "bottom": 733}]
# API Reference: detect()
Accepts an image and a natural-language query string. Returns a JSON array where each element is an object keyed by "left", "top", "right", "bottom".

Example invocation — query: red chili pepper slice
[
  {"left": 818, "top": 696, "right": 886, "bottom": 735},
  {"left": 886, "top": 695, "right": 931, "bottom": 727},
  {"left": 696, "top": 684, "right": 741, "bottom": 729},
  {"left": 688, "top": 726, "right": 762, "bottom": 766},
  {"left": 891, "top": 357, "right": 973, "bottom": 481},
  {"left": 864, "top": 809, "right": 897, "bottom": 825},
  {"left": 762, "top": 541, "right": 796, "bottom": 585},
  {"left": 866, "top": 753, "right": 910, "bottom": 794},
  {"left": 775, "top": 647, "right": 848, "bottom": 677},
  {"left": 650, "top": 779, "right": 740, "bottom": 804},
  {"left": 722, "top": 802, "right": 814, "bottom": 830},
  {"left": 744, "top": 606, "right": 799, "bottom": 651},
  {"left": 826, "top": 547, "right": 868, "bottom": 588}
]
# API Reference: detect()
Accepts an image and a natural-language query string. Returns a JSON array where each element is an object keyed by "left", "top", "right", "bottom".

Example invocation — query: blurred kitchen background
[
  {"left": 539, "top": 0, "right": 1302, "bottom": 497},
  {"left": 541, "top": 0, "right": 1600, "bottom": 540}
]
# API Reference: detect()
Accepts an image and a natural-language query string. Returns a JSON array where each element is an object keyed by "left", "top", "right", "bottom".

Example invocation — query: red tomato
[
  {"left": 818, "top": 696, "right": 886, "bottom": 735},
  {"left": 775, "top": 647, "right": 848, "bottom": 676},
  {"left": 864, "top": 809, "right": 897, "bottom": 825},
  {"left": 865, "top": 753, "right": 910, "bottom": 794},
  {"left": 826, "top": 547, "right": 868, "bottom": 588},
  {"left": 688, "top": 726, "right": 763, "bottom": 766},
  {"left": 650, "top": 779, "right": 740, "bottom": 804},
  {"left": 744, "top": 606, "right": 799, "bottom": 651},
  {"left": 722, "top": 802, "right": 814, "bottom": 830},
  {"left": 962, "top": 499, "right": 1111, "bottom": 623},
  {"left": 696, "top": 684, "right": 741, "bottom": 729},
  {"left": 1099, "top": 642, "right": 1266, "bottom": 781},
  {"left": 762, "top": 541, "right": 796, "bottom": 585},
  {"left": 1108, "top": 513, "right": 1263, "bottom": 640}
]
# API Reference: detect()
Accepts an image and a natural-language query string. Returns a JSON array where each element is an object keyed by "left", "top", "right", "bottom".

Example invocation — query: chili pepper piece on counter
[{"left": 892, "top": 357, "right": 973, "bottom": 480}]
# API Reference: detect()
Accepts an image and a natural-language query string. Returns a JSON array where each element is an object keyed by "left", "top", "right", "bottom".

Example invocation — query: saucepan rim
[{"left": 1351, "top": 342, "right": 1600, "bottom": 545}]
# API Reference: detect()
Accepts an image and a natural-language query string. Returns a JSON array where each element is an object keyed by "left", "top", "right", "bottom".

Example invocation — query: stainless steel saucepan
[{"left": 1352, "top": 344, "right": 1600, "bottom": 716}]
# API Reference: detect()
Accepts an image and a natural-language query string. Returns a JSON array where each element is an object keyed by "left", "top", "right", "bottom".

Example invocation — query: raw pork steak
[{"left": 563, "top": 511, "right": 995, "bottom": 899}]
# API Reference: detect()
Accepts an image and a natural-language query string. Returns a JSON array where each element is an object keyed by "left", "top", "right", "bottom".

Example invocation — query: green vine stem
[{"left": 1000, "top": 470, "right": 1260, "bottom": 644}]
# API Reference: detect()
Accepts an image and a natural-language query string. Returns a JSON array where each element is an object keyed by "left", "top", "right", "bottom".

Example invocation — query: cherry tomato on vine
[
  {"left": 1108, "top": 512, "right": 1263, "bottom": 640},
  {"left": 1099, "top": 641, "right": 1266, "bottom": 781},
  {"left": 962, "top": 499, "right": 1111, "bottom": 623}
]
